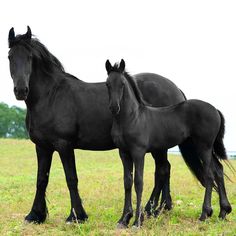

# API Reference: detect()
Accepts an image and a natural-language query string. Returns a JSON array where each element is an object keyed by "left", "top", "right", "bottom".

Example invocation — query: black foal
[{"left": 105, "top": 59, "right": 232, "bottom": 228}]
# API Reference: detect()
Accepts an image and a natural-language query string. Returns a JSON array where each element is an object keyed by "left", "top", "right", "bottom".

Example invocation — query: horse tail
[
  {"left": 213, "top": 110, "right": 236, "bottom": 179},
  {"left": 178, "top": 138, "right": 205, "bottom": 187},
  {"left": 213, "top": 110, "right": 227, "bottom": 160}
]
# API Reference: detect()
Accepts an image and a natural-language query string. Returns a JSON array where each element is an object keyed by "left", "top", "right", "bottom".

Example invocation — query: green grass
[{"left": 0, "top": 139, "right": 236, "bottom": 235}]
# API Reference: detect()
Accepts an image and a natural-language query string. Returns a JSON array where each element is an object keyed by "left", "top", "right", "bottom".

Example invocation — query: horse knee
[
  {"left": 37, "top": 178, "right": 49, "bottom": 191},
  {"left": 134, "top": 176, "right": 143, "bottom": 192},
  {"left": 124, "top": 175, "right": 133, "bottom": 190}
]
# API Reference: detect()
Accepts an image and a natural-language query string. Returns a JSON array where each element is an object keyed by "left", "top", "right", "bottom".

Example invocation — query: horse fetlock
[
  {"left": 118, "top": 210, "right": 133, "bottom": 226},
  {"left": 25, "top": 209, "right": 47, "bottom": 224},
  {"left": 145, "top": 199, "right": 157, "bottom": 217},
  {"left": 133, "top": 211, "right": 144, "bottom": 228},
  {"left": 219, "top": 204, "right": 232, "bottom": 219},
  {"left": 66, "top": 208, "right": 88, "bottom": 223},
  {"left": 199, "top": 207, "right": 213, "bottom": 221}
]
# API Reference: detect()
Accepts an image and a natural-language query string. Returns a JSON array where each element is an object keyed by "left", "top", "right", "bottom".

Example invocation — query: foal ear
[
  {"left": 119, "top": 59, "right": 125, "bottom": 72},
  {"left": 8, "top": 27, "right": 15, "bottom": 48},
  {"left": 105, "top": 60, "right": 112, "bottom": 74}
]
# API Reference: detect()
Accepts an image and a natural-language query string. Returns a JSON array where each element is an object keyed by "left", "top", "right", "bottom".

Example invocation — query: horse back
[{"left": 135, "top": 73, "right": 186, "bottom": 106}]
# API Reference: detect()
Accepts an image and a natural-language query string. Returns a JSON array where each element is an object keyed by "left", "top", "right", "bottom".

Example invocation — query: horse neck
[
  {"left": 25, "top": 62, "right": 62, "bottom": 108},
  {"left": 117, "top": 82, "right": 141, "bottom": 124}
]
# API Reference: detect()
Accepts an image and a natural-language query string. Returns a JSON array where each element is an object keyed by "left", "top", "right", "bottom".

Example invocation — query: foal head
[
  {"left": 105, "top": 59, "right": 126, "bottom": 115},
  {"left": 105, "top": 59, "right": 148, "bottom": 115},
  {"left": 8, "top": 26, "right": 32, "bottom": 100}
]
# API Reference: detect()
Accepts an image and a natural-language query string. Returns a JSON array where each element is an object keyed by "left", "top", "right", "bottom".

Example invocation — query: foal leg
[
  {"left": 212, "top": 156, "right": 232, "bottom": 219},
  {"left": 58, "top": 143, "right": 88, "bottom": 223},
  {"left": 199, "top": 150, "right": 214, "bottom": 221},
  {"left": 25, "top": 145, "right": 53, "bottom": 224},
  {"left": 117, "top": 150, "right": 134, "bottom": 228},
  {"left": 145, "top": 150, "right": 172, "bottom": 217},
  {"left": 131, "top": 148, "right": 145, "bottom": 228}
]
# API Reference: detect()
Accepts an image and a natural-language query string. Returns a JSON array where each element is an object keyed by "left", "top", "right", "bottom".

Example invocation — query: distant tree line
[{"left": 0, "top": 102, "right": 28, "bottom": 138}]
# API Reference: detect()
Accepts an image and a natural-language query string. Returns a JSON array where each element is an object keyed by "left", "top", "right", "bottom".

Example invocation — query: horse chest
[{"left": 111, "top": 125, "right": 127, "bottom": 150}]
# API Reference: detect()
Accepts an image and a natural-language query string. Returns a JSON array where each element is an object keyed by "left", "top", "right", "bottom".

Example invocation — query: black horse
[
  {"left": 8, "top": 26, "right": 187, "bottom": 224},
  {"left": 105, "top": 59, "right": 232, "bottom": 228}
]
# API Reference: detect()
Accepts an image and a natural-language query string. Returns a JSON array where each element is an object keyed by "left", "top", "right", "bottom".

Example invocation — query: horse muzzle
[
  {"left": 14, "top": 86, "right": 29, "bottom": 100},
  {"left": 109, "top": 103, "right": 120, "bottom": 115}
]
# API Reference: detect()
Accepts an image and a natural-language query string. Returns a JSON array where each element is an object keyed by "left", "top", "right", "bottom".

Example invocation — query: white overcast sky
[{"left": 0, "top": 0, "right": 236, "bottom": 151}]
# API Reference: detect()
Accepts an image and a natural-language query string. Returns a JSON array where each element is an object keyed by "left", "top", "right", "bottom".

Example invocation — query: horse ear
[
  {"left": 25, "top": 26, "right": 32, "bottom": 39},
  {"left": 8, "top": 27, "right": 15, "bottom": 48},
  {"left": 105, "top": 60, "right": 112, "bottom": 74},
  {"left": 119, "top": 59, "right": 125, "bottom": 72}
]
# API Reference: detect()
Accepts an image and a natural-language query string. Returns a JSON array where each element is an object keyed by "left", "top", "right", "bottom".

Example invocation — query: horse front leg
[
  {"left": 131, "top": 148, "right": 145, "bottom": 228},
  {"left": 117, "top": 150, "right": 134, "bottom": 228},
  {"left": 58, "top": 143, "right": 88, "bottom": 223},
  {"left": 25, "top": 145, "right": 53, "bottom": 224}
]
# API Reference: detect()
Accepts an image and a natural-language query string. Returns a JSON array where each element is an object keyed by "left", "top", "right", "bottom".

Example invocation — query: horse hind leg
[
  {"left": 144, "top": 150, "right": 172, "bottom": 217},
  {"left": 212, "top": 155, "right": 232, "bottom": 219},
  {"left": 199, "top": 149, "right": 214, "bottom": 221}
]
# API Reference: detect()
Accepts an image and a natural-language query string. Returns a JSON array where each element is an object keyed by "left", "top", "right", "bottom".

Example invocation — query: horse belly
[
  {"left": 150, "top": 128, "right": 187, "bottom": 150},
  {"left": 76, "top": 127, "right": 115, "bottom": 150}
]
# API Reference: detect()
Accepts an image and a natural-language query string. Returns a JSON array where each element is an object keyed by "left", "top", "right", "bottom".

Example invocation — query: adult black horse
[{"left": 8, "top": 26, "right": 188, "bottom": 224}]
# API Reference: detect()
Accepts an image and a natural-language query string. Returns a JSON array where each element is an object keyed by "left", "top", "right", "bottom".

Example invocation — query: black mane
[
  {"left": 10, "top": 34, "right": 65, "bottom": 74},
  {"left": 111, "top": 64, "right": 149, "bottom": 106}
]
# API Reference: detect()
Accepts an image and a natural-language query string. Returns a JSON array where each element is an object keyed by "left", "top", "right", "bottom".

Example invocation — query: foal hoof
[
  {"left": 132, "top": 224, "right": 141, "bottom": 230},
  {"left": 132, "top": 213, "right": 144, "bottom": 228},
  {"left": 66, "top": 211, "right": 88, "bottom": 224},
  {"left": 116, "top": 222, "right": 128, "bottom": 229},
  {"left": 25, "top": 210, "right": 46, "bottom": 224},
  {"left": 219, "top": 205, "right": 232, "bottom": 220},
  {"left": 199, "top": 208, "right": 213, "bottom": 221}
]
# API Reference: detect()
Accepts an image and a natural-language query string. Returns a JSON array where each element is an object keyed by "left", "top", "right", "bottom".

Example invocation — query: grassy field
[{"left": 0, "top": 139, "right": 235, "bottom": 235}]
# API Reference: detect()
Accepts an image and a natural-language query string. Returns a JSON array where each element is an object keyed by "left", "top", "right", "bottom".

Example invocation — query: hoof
[
  {"left": 117, "top": 211, "right": 133, "bottom": 227},
  {"left": 154, "top": 208, "right": 162, "bottom": 217},
  {"left": 116, "top": 222, "right": 128, "bottom": 229},
  {"left": 132, "top": 225, "right": 141, "bottom": 230},
  {"left": 132, "top": 213, "right": 144, "bottom": 228},
  {"left": 25, "top": 210, "right": 46, "bottom": 224},
  {"left": 66, "top": 211, "right": 88, "bottom": 223},
  {"left": 199, "top": 208, "right": 213, "bottom": 221},
  {"left": 219, "top": 205, "right": 232, "bottom": 220},
  {"left": 145, "top": 211, "right": 152, "bottom": 219},
  {"left": 163, "top": 202, "right": 172, "bottom": 211},
  {"left": 154, "top": 206, "right": 166, "bottom": 217}
]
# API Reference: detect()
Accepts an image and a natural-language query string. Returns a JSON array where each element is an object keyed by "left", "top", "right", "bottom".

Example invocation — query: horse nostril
[
  {"left": 25, "top": 87, "right": 29, "bottom": 94},
  {"left": 14, "top": 87, "right": 18, "bottom": 94}
]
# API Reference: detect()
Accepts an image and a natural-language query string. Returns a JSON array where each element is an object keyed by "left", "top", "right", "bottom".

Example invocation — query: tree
[{"left": 0, "top": 102, "right": 28, "bottom": 138}]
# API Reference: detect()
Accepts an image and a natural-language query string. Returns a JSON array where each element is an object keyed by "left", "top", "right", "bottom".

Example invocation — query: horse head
[{"left": 8, "top": 26, "right": 32, "bottom": 100}]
